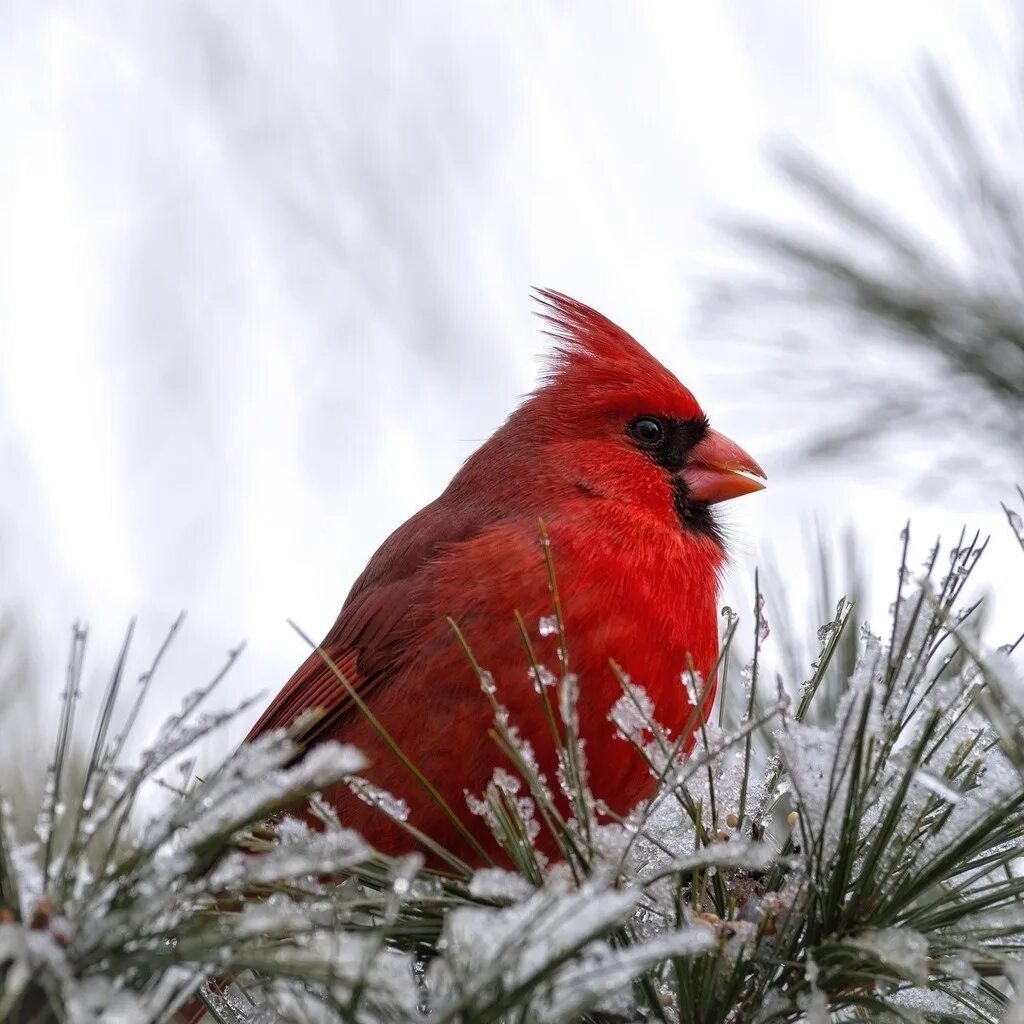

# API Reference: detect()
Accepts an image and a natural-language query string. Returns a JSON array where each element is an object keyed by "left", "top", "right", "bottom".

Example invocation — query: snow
[
  {"left": 428, "top": 883, "right": 679, "bottom": 1021},
  {"left": 208, "top": 827, "right": 369, "bottom": 889},
  {"left": 911, "top": 766, "right": 963, "bottom": 804},
  {"left": 468, "top": 868, "right": 535, "bottom": 903},
  {"left": 851, "top": 926, "right": 930, "bottom": 986},
  {"left": 640, "top": 838, "right": 776, "bottom": 885}
]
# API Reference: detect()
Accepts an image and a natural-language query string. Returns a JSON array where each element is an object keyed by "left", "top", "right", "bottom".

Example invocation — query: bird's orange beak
[{"left": 681, "top": 429, "right": 766, "bottom": 504}]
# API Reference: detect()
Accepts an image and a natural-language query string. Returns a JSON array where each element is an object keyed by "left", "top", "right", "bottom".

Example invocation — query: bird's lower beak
[{"left": 680, "top": 428, "right": 767, "bottom": 504}]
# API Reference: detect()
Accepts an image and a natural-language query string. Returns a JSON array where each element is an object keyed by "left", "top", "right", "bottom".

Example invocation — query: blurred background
[{"left": 2, "top": 0, "right": 1023, "bottom": 792}]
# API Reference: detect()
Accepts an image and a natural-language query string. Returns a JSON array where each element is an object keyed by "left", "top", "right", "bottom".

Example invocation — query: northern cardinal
[{"left": 249, "top": 290, "right": 765, "bottom": 865}]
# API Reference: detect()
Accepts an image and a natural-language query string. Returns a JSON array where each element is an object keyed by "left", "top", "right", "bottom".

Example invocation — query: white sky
[{"left": 1, "top": 0, "right": 1021, "bottom": 755}]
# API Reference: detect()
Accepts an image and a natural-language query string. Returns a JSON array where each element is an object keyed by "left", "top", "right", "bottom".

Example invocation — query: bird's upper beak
[{"left": 680, "top": 428, "right": 766, "bottom": 504}]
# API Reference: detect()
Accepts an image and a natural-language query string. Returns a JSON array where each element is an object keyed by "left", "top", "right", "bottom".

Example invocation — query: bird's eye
[{"left": 628, "top": 416, "right": 666, "bottom": 447}]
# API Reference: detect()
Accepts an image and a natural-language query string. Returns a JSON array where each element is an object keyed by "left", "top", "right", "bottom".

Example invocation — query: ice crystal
[
  {"left": 538, "top": 615, "right": 559, "bottom": 637},
  {"left": 529, "top": 664, "right": 557, "bottom": 690},
  {"left": 754, "top": 592, "right": 770, "bottom": 641},
  {"left": 349, "top": 778, "right": 410, "bottom": 822},
  {"left": 609, "top": 683, "right": 655, "bottom": 745}
]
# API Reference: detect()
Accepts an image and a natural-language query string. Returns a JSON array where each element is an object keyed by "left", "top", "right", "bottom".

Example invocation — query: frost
[
  {"left": 209, "top": 825, "right": 369, "bottom": 888},
  {"left": 609, "top": 683, "right": 655, "bottom": 744},
  {"left": 349, "top": 777, "right": 410, "bottom": 822},
  {"left": 137, "top": 737, "right": 366, "bottom": 864},
  {"left": 467, "top": 767, "right": 542, "bottom": 848},
  {"left": 538, "top": 614, "right": 559, "bottom": 637},
  {"left": 251, "top": 930, "right": 421, "bottom": 1022},
  {"left": 529, "top": 664, "right": 557, "bottom": 690},
  {"left": 797, "top": 986, "right": 830, "bottom": 1023},
  {"left": 776, "top": 721, "right": 849, "bottom": 860},
  {"left": 798, "top": 954, "right": 830, "bottom": 1024},
  {"left": 987, "top": 643, "right": 1024, "bottom": 715},
  {"left": 492, "top": 767, "right": 521, "bottom": 795},
  {"left": 558, "top": 673, "right": 581, "bottom": 735},
  {"left": 755, "top": 593, "right": 770, "bottom": 641},
  {"left": 1003, "top": 961, "right": 1024, "bottom": 1024},
  {"left": 911, "top": 767, "right": 962, "bottom": 804},
  {"left": 428, "top": 885, "right": 679, "bottom": 1021},
  {"left": 540, "top": 928, "right": 713, "bottom": 1022},
  {"left": 464, "top": 789, "right": 498, "bottom": 831},
  {"left": 940, "top": 950, "right": 982, "bottom": 988},
  {"left": 681, "top": 669, "right": 705, "bottom": 706},
  {"left": 641, "top": 838, "right": 775, "bottom": 884},
  {"left": 468, "top": 867, "right": 535, "bottom": 902},
  {"left": 739, "top": 662, "right": 754, "bottom": 702},
  {"left": 851, "top": 927, "right": 930, "bottom": 985}
]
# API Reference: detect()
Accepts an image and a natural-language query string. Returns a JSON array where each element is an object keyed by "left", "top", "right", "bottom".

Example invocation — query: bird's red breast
[{"left": 248, "top": 290, "right": 765, "bottom": 864}]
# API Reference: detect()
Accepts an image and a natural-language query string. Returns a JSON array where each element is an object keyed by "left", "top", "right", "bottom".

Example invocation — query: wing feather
[{"left": 245, "top": 576, "right": 421, "bottom": 745}]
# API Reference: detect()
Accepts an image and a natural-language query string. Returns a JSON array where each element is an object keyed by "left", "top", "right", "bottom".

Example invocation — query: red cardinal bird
[{"left": 248, "top": 290, "right": 765, "bottom": 864}]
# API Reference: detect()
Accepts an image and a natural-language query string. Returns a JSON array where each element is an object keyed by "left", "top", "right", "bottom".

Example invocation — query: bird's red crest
[{"left": 532, "top": 288, "right": 704, "bottom": 422}]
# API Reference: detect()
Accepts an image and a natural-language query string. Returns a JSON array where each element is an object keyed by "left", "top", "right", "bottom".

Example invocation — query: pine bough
[{"left": 2, "top": 503, "right": 1024, "bottom": 1023}]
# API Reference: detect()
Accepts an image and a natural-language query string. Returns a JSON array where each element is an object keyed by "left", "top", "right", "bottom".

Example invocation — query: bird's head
[{"left": 523, "top": 289, "right": 766, "bottom": 546}]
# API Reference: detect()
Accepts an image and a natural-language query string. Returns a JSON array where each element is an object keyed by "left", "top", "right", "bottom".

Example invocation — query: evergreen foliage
[{"left": 2, "top": 504, "right": 1024, "bottom": 1023}]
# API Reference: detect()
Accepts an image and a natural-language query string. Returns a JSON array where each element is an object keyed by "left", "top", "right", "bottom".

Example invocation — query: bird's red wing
[
  {"left": 245, "top": 576, "right": 421, "bottom": 747},
  {"left": 244, "top": 646, "right": 359, "bottom": 742},
  {"left": 247, "top": 489, "right": 494, "bottom": 749}
]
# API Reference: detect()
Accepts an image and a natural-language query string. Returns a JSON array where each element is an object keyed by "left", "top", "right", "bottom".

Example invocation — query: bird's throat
[{"left": 671, "top": 477, "right": 723, "bottom": 548}]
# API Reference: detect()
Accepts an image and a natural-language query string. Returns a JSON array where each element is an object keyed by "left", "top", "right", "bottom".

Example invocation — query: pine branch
[
  {"left": 712, "top": 56, "right": 1024, "bottom": 477},
  {"left": 3, "top": 502, "right": 1024, "bottom": 1023}
]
